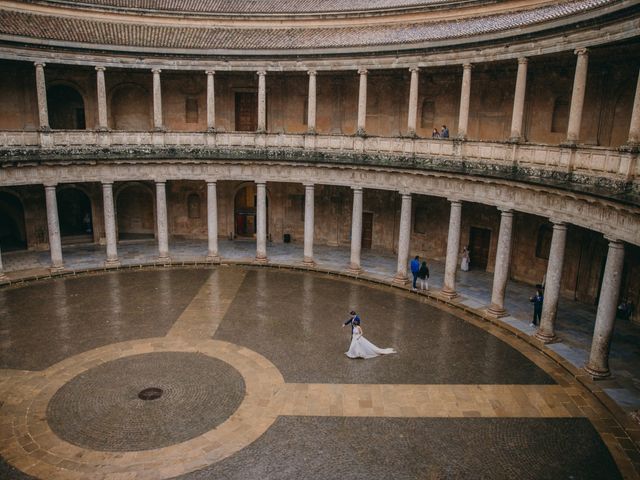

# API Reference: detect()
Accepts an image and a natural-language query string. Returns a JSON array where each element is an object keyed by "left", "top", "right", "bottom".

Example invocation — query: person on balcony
[
  {"left": 432, "top": 128, "right": 440, "bottom": 138},
  {"left": 440, "top": 125, "right": 449, "bottom": 138}
]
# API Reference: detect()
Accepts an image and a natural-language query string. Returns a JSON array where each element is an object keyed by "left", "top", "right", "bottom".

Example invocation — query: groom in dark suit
[{"left": 342, "top": 310, "right": 361, "bottom": 341}]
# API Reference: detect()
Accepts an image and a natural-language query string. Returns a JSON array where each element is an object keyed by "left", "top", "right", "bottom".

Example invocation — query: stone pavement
[
  {"left": 0, "top": 267, "right": 637, "bottom": 479},
  {"left": 3, "top": 238, "right": 639, "bottom": 413}
]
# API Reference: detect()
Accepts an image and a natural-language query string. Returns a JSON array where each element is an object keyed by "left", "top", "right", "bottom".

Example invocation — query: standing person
[
  {"left": 345, "top": 318, "right": 396, "bottom": 359},
  {"left": 410, "top": 255, "right": 420, "bottom": 290},
  {"left": 342, "top": 310, "right": 361, "bottom": 342},
  {"left": 529, "top": 288, "right": 544, "bottom": 327},
  {"left": 431, "top": 128, "right": 440, "bottom": 138},
  {"left": 418, "top": 260, "right": 430, "bottom": 291},
  {"left": 461, "top": 246, "right": 470, "bottom": 272},
  {"left": 440, "top": 125, "right": 449, "bottom": 138}
]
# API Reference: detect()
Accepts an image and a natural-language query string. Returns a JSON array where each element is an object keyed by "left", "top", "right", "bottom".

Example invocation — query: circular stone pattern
[{"left": 46, "top": 351, "right": 246, "bottom": 452}]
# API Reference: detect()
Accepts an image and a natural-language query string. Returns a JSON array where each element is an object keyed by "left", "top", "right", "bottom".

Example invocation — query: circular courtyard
[{"left": 0, "top": 266, "right": 628, "bottom": 479}]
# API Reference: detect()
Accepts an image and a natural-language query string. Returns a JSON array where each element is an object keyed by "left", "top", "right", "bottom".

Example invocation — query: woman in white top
[
  {"left": 345, "top": 319, "right": 396, "bottom": 359},
  {"left": 461, "top": 246, "right": 471, "bottom": 272}
]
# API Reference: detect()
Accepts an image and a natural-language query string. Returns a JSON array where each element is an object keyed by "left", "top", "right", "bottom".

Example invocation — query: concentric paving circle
[{"left": 46, "top": 351, "right": 246, "bottom": 451}]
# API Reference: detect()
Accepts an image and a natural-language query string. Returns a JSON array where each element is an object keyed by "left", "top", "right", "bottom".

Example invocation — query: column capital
[
  {"left": 95, "top": 65, "right": 106, "bottom": 72},
  {"left": 205, "top": 70, "right": 216, "bottom": 76},
  {"left": 447, "top": 197, "right": 461, "bottom": 205},
  {"left": 101, "top": 181, "right": 114, "bottom": 187},
  {"left": 307, "top": 68, "right": 317, "bottom": 76},
  {"left": 255, "top": 180, "right": 267, "bottom": 186},
  {"left": 206, "top": 180, "right": 217, "bottom": 186},
  {"left": 517, "top": 57, "right": 529, "bottom": 65},
  {"left": 498, "top": 207, "right": 514, "bottom": 215},
  {"left": 154, "top": 180, "right": 167, "bottom": 186},
  {"left": 409, "top": 66, "right": 419, "bottom": 73},
  {"left": 574, "top": 47, "right": 589, "bottom": 56},
  {"left": 462, "top": 63, "right": 473, "bottom": 70},
  {"left": 151, "top": 68, "right": 162, "bottom": 74},
  {"left": 43, "top": 183, "right": 57, "bottom": 189},
  {"left": 399, "top": 191, "right": 412, "bottom": 198},
  {"left": 34, "top": 62, "right": 45, "bottom": 68},
  {"left": 352, "top": 186, "right": 363, "bottom": 192},
  {"left": 604, "top": 236, "right": 624, "bottom": 247},
  {"left": 303, "top": 182, "right": 315, "bottom": 188},
  {"left": 549, "top": 219, "right": 566, "bottom": 228},
  {"left": 357, "top": 67, "right": 368, "bottom": 76},
  {"left": 257, "top": 70, "right": 267, "bottom": 77}
]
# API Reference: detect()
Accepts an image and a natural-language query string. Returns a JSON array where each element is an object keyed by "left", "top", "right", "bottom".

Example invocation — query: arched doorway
[
  {"left": 111, "top": 84, "right": 152, "bottom": 130},
  {"left": 234, "top": 184, "right": 269, "bottom": 238},
  {"left": 116, "top": 184, "right": 155, "bottom": 240},
  {"left": 0, "top": 191, "right": 27, "bottom": 251},
  {"left": 57, "top": 187, "right": 93, "bottom": 243},
  {"left": 47, "top": 85, "right": 86, "bottom": 130}
]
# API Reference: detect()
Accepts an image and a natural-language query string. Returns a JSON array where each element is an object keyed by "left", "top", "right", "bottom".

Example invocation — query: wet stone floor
[{"left": 0, "top": 267, "right": 630, "bottom": 479}]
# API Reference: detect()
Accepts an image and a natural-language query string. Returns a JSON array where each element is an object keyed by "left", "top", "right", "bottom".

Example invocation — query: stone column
[
  {"left": 0, "top": 244, "right": 7, "bottom": 281},
  {"left": 257, "top": 70, "right": 267, "bottom": 133},
  {"left": 565, "top": 48, "right": 589, "bottom": 145},
  {"left": 626, "top": 68, "right": 640, "bottom": 146},
  {"left": 457, "top": 63, "right": 472, "bottom": 140},
  {"left": 95, "top": 66, "right": 108, "bottom": 130},
  {"left": 44, "top": 185, "right": 63, "bottom": 271},
  {"left": 509, "top": 58, "right": 528, "bottom": 142},
  {"left": 303, "top": 183, "right": 315, "bottom": 265},
  {"left": 102, "top": 182, "right": 120, "bottom": 266},
  {"left": 584, "top": 239, "right": 625, "bottom": 378},
  {"left": 34, "top": 62, "right": 49, "bottom": 130},
  {"left": 356, "top": 68, "right": 368, "bottom": 136},
  {"left": 441, "top": 199, "right": 462, "bottom": 299},
  {"left": 393, "top": 193, "right": 412, "bottom": 284},
  {"left": 152, "top": 68, "right": 164, "bottom": 131},
  {"left": 348, "top": 187, "right": 364, "bottom": 273},
  {"left": 206, "top": 181, "right": 220, "bottom": 261},
  {"left": 407, "top": 67, "right": 419, "bottom": 136},
  {"left": 535, "top": 221, "right": 567, "bottom": 342},
  {"left": 487, "top": 209, "right": 514, "bottom": 317},
  {"left": 307, "top": 69, "right": 317, "bottom": 134},
  {"left": 155, "top": 181, "right": 170, "bottom": 261},
  {"left": 255, "top": 181, "right": 268, "bottom": 263},
  {"left": 206, "top": 70, "right": 216, "bottom": 132}
]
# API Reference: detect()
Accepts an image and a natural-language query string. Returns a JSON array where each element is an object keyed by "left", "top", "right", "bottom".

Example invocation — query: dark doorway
[
  {"left": 235, "top": 185, "right": 257, "bottom": 237},
  {"left": 469, "top": 227, "right": 491, "bottom": 271},
  {"left": 57, "top": 188, "right": 93, "bottom": 243},
  {"left": 235, "top": 92, "right": 258, "bottom": 131},
  {"left": 116, "top": 184, "right": 155, "bottom": 240},
  {"left": 362, "top": 212, "right": 373, "bottom": 250},
  {"left": 47, "top": 85, "right": 86, "bottom": 130},
  {"left": 0, "top": 192, "right": 27, "bottom": 251}
]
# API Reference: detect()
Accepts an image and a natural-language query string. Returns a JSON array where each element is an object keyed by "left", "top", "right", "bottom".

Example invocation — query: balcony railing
[{"left": 0, "top": 130, "right": 637, "bottom": 187}]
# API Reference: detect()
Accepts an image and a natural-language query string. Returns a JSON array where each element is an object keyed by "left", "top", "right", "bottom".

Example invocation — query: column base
[
  {"left": 486, "top": 304, "right": 508, "bottom": 318},
  {"left": 560, "top": 140, "right": 578, "bottom": 148},
  {"left": 534, "top": 329, "right": 557, "bottom": 344},
  {"left": 302, "top": 257, "right": 316, "bottom": 267},
  {"left": 0, "top": 272, "right": 8, "bottom": 282},
  {"left": 50, "top": 264, "right": 64, "bottom": 273},
  {"left": 96, "top": 126, "right": 110, "bottom": 132},
  {"left": 205, "top": 254, "right": 221, "bottom": 263},
  {"left": 254, "top": 255, "right": 268, "bottom": 265},
  {"left": 619, "top": 142, "right": 639, "bottom": 153},
  {"left": 207, "top": 127, "right": 217, "bottom": 133},
  {"left": 347, "top": 263, "right": 363, "bottom": 275},
  {"left": 306, "top": 128, "right": 317, "bottom": 135},
  {"left": 440, "top": 287, "right": 458, "bottom": 300},
  {"left": 583, "top": 364, "right": 611, "bottom": 379},
  {"left": 355, "top": 128, "right": 366, "bottom": 137},
  {"left": 157, "top": 255, "right": 171, "bottom": 264},
  {"left": 507, "top": 136, "right": 522, "bottom": 143},
  {"left": 104, "top": 259, "right": 121, "bottom": 268},
  {"left": 392, "top": 273, "right": 409, "bottom": 286}
]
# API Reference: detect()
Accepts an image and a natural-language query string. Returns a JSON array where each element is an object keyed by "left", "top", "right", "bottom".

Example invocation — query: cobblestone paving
[
  {"left": 215, "top": 269, "right": 554, "bottom": 385},
  {"left": 175, "top": 416, "right": 621, "bottom": 480},
  {"left": 47, "top": 352, "right": 245, "bottom": 451}
]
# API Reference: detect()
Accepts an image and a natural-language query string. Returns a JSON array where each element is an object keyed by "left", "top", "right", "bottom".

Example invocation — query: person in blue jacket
[{"left": 410, "top": 255, "right": 420, "bottom": 290}]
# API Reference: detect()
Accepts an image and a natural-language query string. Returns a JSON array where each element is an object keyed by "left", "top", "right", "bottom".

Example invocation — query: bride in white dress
[{"left": 345, "top": 320, "right": 396, "bottom": 359}]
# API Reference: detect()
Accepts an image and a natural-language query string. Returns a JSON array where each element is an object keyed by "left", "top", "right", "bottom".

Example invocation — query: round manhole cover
[{"left": 138, "top": 387, "right": 163, "bottom": 401}]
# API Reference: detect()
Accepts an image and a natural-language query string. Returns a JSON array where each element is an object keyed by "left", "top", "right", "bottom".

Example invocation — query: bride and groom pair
[{"left": 343, "top": 311, "right": 396, "bottom": 359}]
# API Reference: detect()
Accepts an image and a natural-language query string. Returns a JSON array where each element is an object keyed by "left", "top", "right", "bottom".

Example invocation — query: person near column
[
  {"left": 440, "top": 125, "right": 449, "bottom": 138},
  {"left": 418, "top": 260, "right": 430, "bottom": 291},
  {"left": 529, "top": 288, "right": 544, "bottom": 327},
  {"left": 461, "top": 246, "right": 470, "bottom": 272},
  {"left": 432, "top": 128, "right": 440, "bottom": 139},
  {"left": 410, "top": 255, "right": 420, "bottom": 290}
]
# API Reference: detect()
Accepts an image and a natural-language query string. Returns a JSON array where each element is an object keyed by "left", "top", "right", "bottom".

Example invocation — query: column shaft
[
  {"left": 255, "top": 182, "right": 268, "bottom": 262},
  {"left": 509, "top": 58, "right": 528, "bottom": 142},
  {"left": 441, "top": 200, "right": 462, "bottom": 298},
  {"left": 155, "top": 181, "right": 170, "bottom": 260},
  {"left": 487, "top": 209, "right": 514, "bottom": 317},
  {"left": 627, "top": 67, "right": 640, "bottom": 145},
  {"left": 206, "top": 181, "right": 220, "bottom": 261},
  {"left": 393, "top": 193, "right": 412, "bottom": 284},
  {"left": 457, "top": 64, "right": 472, "bottom": 139},
  {"left": 566, "top": 49, "right": 589, "bottom": 144},
  {"left": 303, "top": 184, "right": 315, "bottom": 265},
  {"left": 152, "top": 69, "right": 163, "bottom": 130},
  {"left": 95, "top": 66, "right": 108, "bottom": 130},
  {"left": 34, "top": 63, "right": 49, "bottom": 130},
  {"left": 407, "top": 67, "right": 419, "bottom": 136},
  {"left": 348, "top": 187, "right": 364, "bottom": 273},
  {"left": 307, "top": 70, "right": 317, "bottom": 134},
  {"left": 0, "top": 244, "right": 7, "bottom": 280},
  {"left": 206, "top": 71, "right": 216, "bottom": 132},
  {"left": 102, "top": 182, "right": 119, "bottom": 266},
  {"left": 585, "top": 240, "right": 625, "bottom": 378},
  {"left": 45, "top": 185, "right": 63, "bottom": 270},
  {"left": 257, "top": 71, "right": 267, "bottom": 133},
  {"left": 536, "top": 222, "right": 567, "bottom": 342},
  {"left": 356, "top": 68, "right": 368, "bottom": 136}
]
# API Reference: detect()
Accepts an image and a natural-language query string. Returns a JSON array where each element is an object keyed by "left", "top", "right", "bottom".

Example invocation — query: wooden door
[
  {"left": 362, "top": 212, "right": 373, "bottom": 250},
  {"left": 469, "top": 227, "right": 491, "bottom": 271},
  {"left": 235, "top": 92, "right": 258, "bottom": 131}
]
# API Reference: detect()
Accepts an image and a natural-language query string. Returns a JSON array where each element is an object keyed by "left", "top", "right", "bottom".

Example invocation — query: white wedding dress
[{"left": 345, "top": 326, "right": 396, "bottom": 359}]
